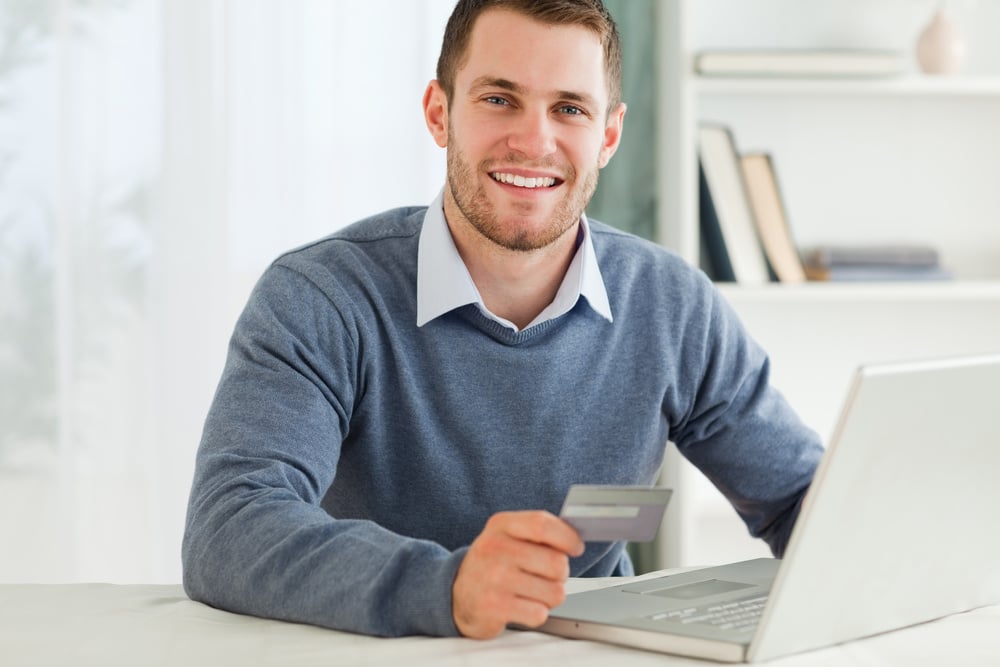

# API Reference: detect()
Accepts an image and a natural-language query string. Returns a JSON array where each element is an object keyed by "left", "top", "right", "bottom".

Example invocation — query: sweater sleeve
[
  {"left": 670, "top": 285, "right": 824, "bottom": 558},
  {"left": 182, "top": 264, "right": 465, "bottom": 637}
]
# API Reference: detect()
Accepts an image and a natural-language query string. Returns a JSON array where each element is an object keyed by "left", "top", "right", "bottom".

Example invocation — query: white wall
[{"left": 0, "top": 0, "right": 453, "bottom": 584}]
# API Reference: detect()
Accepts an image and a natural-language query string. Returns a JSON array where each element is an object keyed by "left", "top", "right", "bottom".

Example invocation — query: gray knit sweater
[{"left": 182, "top": 206, "right": 823, "bottom": 637}]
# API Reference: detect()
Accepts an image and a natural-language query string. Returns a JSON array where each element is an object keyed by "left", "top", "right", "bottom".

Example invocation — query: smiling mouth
[{"left": 490, "top": 172, "right": 560, "bottom": 189}]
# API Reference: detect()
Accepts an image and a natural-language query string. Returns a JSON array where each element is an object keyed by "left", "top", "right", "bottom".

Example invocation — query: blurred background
[
  {"left": 7, "top": 0, "right": 998, "bottom": 585},
  {"left": 0, "top": 0, "right": 655, "bottom": 583}
]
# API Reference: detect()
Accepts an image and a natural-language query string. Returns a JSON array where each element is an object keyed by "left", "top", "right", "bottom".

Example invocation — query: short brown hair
[{"left": 436, "top": 0, "right": 622, "bottom": 115}]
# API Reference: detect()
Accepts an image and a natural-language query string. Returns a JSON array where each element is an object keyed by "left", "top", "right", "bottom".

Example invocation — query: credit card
[{"left": 559, "top": 485, "right": 672, "bottom": 543}]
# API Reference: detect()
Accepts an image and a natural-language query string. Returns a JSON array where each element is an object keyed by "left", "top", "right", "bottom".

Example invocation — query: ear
[
  {"left": 423, "top": 80, "right": 449, "bottom": 148},
  {"left": 598, "top": 102, "right": 627, "bottom": 168}
]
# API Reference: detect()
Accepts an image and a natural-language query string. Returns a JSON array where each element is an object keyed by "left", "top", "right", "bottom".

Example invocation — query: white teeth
[{"left": 491, "top": 172, "right": 556, "bottom": 188}]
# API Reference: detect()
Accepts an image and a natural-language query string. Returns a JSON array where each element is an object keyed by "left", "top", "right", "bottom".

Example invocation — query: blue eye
[
  {"left": 485, "top": 96, "right": 509, "bottom": 106},
  {"left": 560, "top": 105, "right": 585, "bottom": 116}
]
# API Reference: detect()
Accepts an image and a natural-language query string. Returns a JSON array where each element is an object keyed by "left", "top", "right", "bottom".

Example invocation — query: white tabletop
[{"left": 1, "top": 575, "right": 998, "bottom": 666}]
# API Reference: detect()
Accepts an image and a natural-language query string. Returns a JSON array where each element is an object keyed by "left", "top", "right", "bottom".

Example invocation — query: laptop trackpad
[{"left": 628, "top": 579, "right": 756, "bottom": 599}]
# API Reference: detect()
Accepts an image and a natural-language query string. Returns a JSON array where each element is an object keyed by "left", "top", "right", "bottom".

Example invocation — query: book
[
  {"left": 698, "top": 162, "right": 735, "bottom": 282},
  {"left": 801, "top": 243, "right": 951, "bottom": 281},
  {"left": 803, "top": 264, "right": 953, "bottom": 282},
  {"left": 739, "top": 153, "right": 806, "bottom": 283},
  {"left": 697, "top": 124, "right": 770, "bottom": 284},
  {"left": 802, "top": 244, "right": 940, "bottom": 268},
  {"left": 694, "top": 49, "right": 906, "bottom": 78}
]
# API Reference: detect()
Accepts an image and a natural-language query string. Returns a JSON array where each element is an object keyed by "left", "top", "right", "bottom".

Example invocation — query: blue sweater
[{"left": 182, "top": 207, "right": 823, "bottom": 637}]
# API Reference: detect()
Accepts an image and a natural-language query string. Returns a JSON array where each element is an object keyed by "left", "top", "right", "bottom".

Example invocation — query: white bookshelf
[{"left": 653, "top": 0, "right": 1000, "bottom": 569}]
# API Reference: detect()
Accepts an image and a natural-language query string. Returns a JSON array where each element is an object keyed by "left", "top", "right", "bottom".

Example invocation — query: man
[{"left": 182, "top": 0, "right": 822, "bottom": 641}]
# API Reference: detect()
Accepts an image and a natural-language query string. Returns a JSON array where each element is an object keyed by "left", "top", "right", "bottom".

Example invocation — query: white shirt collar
[{"left": 416, "top": 189, "right": 613, "bottom": 331}]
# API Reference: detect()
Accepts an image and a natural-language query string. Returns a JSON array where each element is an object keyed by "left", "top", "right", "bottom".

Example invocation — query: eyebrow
[{"left": 468, "top": 76, "right": 598, "bottom": 109}]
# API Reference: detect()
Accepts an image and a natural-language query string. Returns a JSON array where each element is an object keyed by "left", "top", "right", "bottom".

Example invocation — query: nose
[{"left": 506, "top": 107, "right": 557, "bottom": 160}]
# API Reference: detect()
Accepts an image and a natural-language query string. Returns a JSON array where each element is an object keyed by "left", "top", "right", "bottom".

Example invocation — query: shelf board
[
  {"left": 716, "top": 280, "right": 1000, "bottom": 303},
  {"left": 693, "top": 75, "right": 1000, "bottom": 97}
]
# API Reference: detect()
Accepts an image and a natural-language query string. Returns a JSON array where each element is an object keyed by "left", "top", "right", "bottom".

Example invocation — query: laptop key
[{"left": 649, "top": 595, "right": 768, "bottom": 632}]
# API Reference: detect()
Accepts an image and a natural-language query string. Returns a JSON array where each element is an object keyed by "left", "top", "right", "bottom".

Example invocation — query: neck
[{"left": 444, "top": 203, "right": 579, "bottom": 331}]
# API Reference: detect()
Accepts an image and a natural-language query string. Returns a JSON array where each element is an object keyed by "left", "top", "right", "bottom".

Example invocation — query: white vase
[{"left": 916, "top": 7, "right": 967, "bottom": 75}]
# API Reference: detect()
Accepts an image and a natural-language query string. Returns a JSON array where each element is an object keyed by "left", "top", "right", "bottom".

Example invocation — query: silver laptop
[{"left": 540, "top": 353, "right": 1000, "bottom": 662}]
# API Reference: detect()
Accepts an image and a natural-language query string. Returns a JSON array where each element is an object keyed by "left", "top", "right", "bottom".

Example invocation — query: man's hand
[{"left": 452, "top": 510, "right": 585, "bottom": 639}]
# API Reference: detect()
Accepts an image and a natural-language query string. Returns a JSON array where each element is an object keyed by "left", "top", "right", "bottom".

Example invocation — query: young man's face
[{"left": 426, "top": 8, "right": 625, "bottom": 252}]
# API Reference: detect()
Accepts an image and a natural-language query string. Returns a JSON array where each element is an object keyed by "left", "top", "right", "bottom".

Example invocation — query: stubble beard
[{"left": 446, "top": 126, "right": 600, "bottom": 252}]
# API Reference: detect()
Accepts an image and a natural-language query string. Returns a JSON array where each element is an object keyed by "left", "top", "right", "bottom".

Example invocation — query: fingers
[
  {"left": 515, "top": 541, "right": 571, "bottom": 581},
  {"left": 452, "top": 510, "right": 585, "bottom": 639},
  {"left": 495, "top": 511, "right": 585, "bottom": 558},
  {"left": 480, "top": 511, "right": 583, "bottom": 584},
  {"left": 509, "top": 567, "right": 568, "bottom": 609}
]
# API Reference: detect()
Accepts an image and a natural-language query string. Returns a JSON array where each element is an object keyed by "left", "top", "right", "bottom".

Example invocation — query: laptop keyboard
[{"left": 648, "top": 595, "right": 768, "bottom": 632}]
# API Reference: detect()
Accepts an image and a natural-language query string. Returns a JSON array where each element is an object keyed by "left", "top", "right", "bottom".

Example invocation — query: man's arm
[
  {"left": 669, "top": 286, "right": 824, "bottom": 557},
  {"left": 183, "top": 265, "right": 466, "bottom": 636}
]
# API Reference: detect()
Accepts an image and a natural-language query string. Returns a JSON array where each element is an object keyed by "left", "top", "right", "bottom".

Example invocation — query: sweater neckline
[{"left": 458, "top": 305, "right": 563, "bottom": 345}]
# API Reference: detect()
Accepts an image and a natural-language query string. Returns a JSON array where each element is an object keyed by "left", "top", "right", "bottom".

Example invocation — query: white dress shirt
[{"left": 416, "top": 189, "right": 614, "bottom": 331}]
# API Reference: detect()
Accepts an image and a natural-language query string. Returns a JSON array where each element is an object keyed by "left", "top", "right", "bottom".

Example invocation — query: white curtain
[{"left": 0, "top": 0, "right": 452, "bottom": 584}]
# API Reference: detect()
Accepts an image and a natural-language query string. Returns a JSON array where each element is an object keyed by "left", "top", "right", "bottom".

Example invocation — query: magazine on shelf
[
  {"left": 802, "top": 244, "right": 940, "bottom": 268},
  {"left": 695, "top": 49, "right": 906, "bottom": 78},
  {"left": 801, "top": 244, "right": 951, "bottom": 282}
]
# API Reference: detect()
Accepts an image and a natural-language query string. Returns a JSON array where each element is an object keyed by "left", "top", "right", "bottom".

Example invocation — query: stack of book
[
  {"left": 697, "top": 122, "right": 952, "bottom": 285},
  {"left": 800, "top": 245, "right": 952, "bottom": 282}
]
